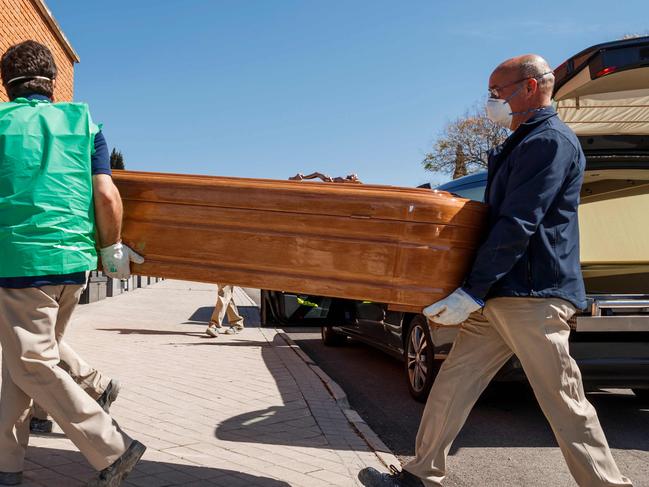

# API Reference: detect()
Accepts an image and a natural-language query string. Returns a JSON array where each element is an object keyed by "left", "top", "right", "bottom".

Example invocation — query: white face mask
[{"left": 486, "top": 98, "right": 512, "bottom": 129}]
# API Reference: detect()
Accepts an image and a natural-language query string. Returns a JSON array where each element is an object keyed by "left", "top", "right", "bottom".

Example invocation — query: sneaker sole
[
  {"left": 109, "top": 441, "right": 147, "bottom": 487},
  {"left": 205, "top": 327, "right": 221, "bottom": 337}
]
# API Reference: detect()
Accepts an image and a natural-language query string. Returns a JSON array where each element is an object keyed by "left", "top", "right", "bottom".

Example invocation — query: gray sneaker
[
  {"left": 87, "top": 440, "right": 146, "bottom": 487},
  {"left": 0, "top": 471, "right": 22, "bottom": 486},
  {"left": 205, "top": 324, "right": 221, "bottom": 337},
  {"left": 97, "top": 380, "right": 121, "bottom": 414},
  {"left": 224, "top": 326, "right": 243, "bottom": 335},
  {"left": 358, "top": 466, "right": 424, "bottom": 487}
]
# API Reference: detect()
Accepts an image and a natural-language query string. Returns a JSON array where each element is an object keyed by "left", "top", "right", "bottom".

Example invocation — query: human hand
[
  {"left": 100, "top": 242, "right": 145, "bottom": 280},
  {"left": 422, "top": 288, "right": 483, "bottom": 326}
]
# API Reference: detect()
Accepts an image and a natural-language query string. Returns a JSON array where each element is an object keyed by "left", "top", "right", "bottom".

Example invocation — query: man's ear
[
  {"left": 51, "top": 78, "right": 57, "bottom": 100},
  {"left": 526, "top": 78, "right": 537, "bottom": 95}
]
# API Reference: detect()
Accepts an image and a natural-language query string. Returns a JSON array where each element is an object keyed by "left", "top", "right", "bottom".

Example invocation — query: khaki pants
[
  {"left": 0, "top": 285, "right": 130, "bottom": 472},
  {"left": 210, "top": 284, "right": 244, "bottom": 328},
  {"left": 404, "top": 297, "right": 632, "bottom": 487},
  {"left": 32, "top": 340, "right": 112, "bottom": 420}
]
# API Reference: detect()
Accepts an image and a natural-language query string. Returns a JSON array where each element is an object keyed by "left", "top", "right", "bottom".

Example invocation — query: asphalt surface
[{"left": 283, "top": 326, "right": 649, "bottom": 487}]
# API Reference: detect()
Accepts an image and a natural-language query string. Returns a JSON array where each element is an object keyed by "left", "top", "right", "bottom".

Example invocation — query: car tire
[
  {"left": 321, "top": 325, "right": 346, "bottom": 346},
  {"left": 632, "top": 388, "right": 649, "bottom": 400},
  {"left": 405, "top": 314, "right": 440, "bottom": 403}
]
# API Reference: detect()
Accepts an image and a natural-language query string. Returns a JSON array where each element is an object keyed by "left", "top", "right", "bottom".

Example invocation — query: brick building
[{"left": 0, "top": 0, "right": 78, "bottom": 101}]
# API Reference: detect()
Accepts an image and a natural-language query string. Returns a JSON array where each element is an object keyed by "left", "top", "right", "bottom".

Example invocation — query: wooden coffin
[{"left": 113, "top": 171, "right": 488, "bottom": 313}]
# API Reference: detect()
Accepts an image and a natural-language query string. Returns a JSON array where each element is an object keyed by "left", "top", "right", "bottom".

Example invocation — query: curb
[{"left": 277, "top": 331, "right": 401, "bottom": 471}]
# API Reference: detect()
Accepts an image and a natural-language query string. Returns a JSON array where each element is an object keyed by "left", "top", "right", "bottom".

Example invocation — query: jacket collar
[
  {"left": 492, "top": 105, "right": 557, "bottom": 159},
  {"left": 516, "top": 105, "right": 557, "bottom": 130},
  {"left": 485, "top": 106, "right": 557, "bottom": 198}
]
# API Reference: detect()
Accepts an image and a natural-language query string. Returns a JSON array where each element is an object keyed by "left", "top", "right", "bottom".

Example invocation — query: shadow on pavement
[
  {"left": 189, "top": 306, "right": 261, "bottom": 325},
  {"left": 24, "top": 446, "right": 291, "bottom": 486},
  {"left": 97, "top": 328, "right": 208, "bottom": 337},
  {"left": 180, "top": 340, "right": 275, "bottom": 348},
  {"left": 188, "top": 306, "right": 214, "bottom": 323},
  {"left": 98, "top": 302, "right": 262, "bottom": 338},
  {"left": 446, "top": 384, "right": 649, "bottom": 455},
  {"left": 211, "top": 335, "right": 362, "bottom": 451},
  {"left": 285, "top": 332, "right": 649, "bottom": 458}
]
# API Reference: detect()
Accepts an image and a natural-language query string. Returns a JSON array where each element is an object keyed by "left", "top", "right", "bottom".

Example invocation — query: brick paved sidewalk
[{"left": 0, "top": 280, "right": 390, "bottom": 486}]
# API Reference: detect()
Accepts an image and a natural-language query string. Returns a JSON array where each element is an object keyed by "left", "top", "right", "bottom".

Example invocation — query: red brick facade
[{"left": 0, "top": 0, "right": 77, "bottom": 101}]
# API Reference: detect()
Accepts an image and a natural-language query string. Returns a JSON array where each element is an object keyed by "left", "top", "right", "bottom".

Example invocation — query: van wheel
[
  {"left": 321, "top": 325, "right": 346, "bottom": 346},
  {"left": 405, "top": 315, "right": 440, "bottom": 403},
  {"left": 632, "top": 388, "right": 649, "bottom": 400}
]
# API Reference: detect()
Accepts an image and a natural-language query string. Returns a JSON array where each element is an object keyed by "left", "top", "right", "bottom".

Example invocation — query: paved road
[{"left": 283, "top": 326, "right": 649, "bottom": 487}]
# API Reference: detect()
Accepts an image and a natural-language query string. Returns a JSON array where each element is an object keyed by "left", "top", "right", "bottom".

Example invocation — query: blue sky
[{"left": 47, "top": 0, "right": 648, "bottom": 187}]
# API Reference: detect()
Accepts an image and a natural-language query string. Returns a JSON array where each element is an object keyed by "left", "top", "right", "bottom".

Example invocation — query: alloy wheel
[{"left": 407, "top": 322, "right": 429, "bottom": 393}]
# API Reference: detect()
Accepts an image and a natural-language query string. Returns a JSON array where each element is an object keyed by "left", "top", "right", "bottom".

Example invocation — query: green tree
[
  {"left": 423, "top": 104, "right": 508, "bottom": 179},
  {"left": 110, "top": 148, "right": 125, "bottom": 170}
]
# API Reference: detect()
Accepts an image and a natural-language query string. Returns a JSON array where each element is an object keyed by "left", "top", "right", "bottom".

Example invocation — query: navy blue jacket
[{"left": 462, "top": 106, "right": 587, "bottom": 310}]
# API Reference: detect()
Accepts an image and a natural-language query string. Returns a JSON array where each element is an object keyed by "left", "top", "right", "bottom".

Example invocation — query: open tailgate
[{"left": 554, "top": 36, "right": 649, "bottom": 136}]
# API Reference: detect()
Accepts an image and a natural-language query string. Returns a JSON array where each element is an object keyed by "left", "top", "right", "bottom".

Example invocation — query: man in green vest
[{"left": 0, "top": 41, "right": 145, "bottom": 486}]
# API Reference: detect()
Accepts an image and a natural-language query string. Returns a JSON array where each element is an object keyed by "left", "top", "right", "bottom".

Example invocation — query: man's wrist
[
  {"left": 99, "top": 239, "right": 122, "bottom": 250},
  {"left": 460, "top": 287, "right": 484, "bottom": 307}
]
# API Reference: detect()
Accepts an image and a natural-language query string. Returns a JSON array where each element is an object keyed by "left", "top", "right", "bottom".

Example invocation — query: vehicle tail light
[{"left": 595, "top": 66, "right": 617, "bottom": 78}]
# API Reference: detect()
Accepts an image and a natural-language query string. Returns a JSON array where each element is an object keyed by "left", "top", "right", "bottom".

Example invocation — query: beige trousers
[
  {"left": 404, "top": 297, "right": 632, "bottom": 487},
  {"left": 210, "top": 284, "right": 244, "bottom": 328},
  {"left": 32, "top": 340, "right": 111, "bottom": 420},
  {"left": 0, "top": 284, "right": 130, "bottom": 472}
]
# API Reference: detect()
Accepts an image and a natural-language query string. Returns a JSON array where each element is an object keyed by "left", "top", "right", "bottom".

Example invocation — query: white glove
[
  {"left": 423, "top": 288, "right": 484, "bottom": 326},
  {"left": 100, "top": 242, "right": 145, "bottom": 280}
]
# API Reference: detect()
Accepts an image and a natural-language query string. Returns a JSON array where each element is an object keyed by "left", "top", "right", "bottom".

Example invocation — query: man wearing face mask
[
  {"left": 0, "top": 41, "right": 146, "bottom": 486},
  {"left": 359, "top": 55, "right": 632, "bottom": 486}
]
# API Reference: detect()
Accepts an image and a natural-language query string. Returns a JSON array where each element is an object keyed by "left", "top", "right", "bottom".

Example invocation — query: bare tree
[
  {"left": 423, "top": 103, "right": 509, "bottom": 178},
  {"left": 452, "top": 144, "right": 467, "bottom": 179}
]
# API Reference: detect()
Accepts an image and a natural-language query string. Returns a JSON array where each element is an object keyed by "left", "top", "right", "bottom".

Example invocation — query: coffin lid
[{"left": 112, "top": 170, "right": 487, "bottom": 228}]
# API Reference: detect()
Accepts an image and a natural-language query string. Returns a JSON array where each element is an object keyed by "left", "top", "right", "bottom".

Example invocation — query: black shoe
[
  {"left": 358, "top": 465, "right": 424, "bottom": 487},
  {"left": 87, "top": 440, "right": 146, "bottom": 487},
  {"left": 29, "top": 417, "right": 53, "bottom": 434},
  {"left": 0, "top": 471, "right": 22, "bottom": 486},
  {"left": 97, "top": 380, "right": 121, "bottom": 413}
]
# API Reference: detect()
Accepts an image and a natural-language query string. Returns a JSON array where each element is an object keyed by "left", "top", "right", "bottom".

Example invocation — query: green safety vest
[{"left": 0, "top": 98, "right": 99, "bottom": 277}]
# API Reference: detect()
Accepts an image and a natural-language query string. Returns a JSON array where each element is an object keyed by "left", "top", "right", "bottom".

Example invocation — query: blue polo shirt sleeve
[
  {"left": 462, "top": 130, "right": 577, "bottom": 300},
  {"left": 92, "top": 131, "right": 112, "bottom": 176}
]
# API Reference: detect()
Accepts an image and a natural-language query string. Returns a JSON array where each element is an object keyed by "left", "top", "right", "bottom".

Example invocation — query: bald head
[
  {"left": 488, "top": 54, "right": 555, "bottom": 130},
  {"left": 493, "top": 54, "right": 555, "bottom": 99}
]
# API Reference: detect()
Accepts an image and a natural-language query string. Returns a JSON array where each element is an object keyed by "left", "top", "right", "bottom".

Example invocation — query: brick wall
[{"left": 0, "top": 0, "right": 75, "bottom": 101}]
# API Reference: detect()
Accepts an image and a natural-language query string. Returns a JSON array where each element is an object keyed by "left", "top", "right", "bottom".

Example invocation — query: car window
[
  {"left": 436, "top": 174, "right": 487, "bottom": 202},
  {"left": 455, "top": 185, "right": 485, "bottom": 201},
  {"left": 439, "top": 182, "right": 486, "bottom": 201}
]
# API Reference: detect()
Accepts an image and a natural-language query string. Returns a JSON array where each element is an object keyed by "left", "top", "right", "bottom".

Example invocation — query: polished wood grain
[{"left": 113, "top": 171, "right": 488, "bottom": 312}]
